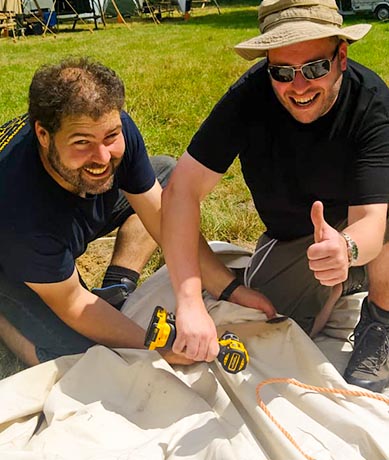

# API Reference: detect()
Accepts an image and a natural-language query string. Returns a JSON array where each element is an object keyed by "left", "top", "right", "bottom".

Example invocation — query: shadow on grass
[
  {"left": 158, "top": 8, "right": 258, "bottom": 29},
  {"left": 125, "top": 4, "right": 380, "bottom": 31},
  {"left": 101, "top": 0, "right": 259, "bottom": 30},
  {"left": 0, "top": 343, "right": 26, "bottom": 380}
]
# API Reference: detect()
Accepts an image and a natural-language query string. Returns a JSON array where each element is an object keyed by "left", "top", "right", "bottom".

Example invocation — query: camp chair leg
[{"left": 212, "top": 0, "right": 221, "bottom": 14}]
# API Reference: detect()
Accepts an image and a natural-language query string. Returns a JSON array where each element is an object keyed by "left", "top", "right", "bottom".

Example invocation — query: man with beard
[
  {"left": 0, "top": 58, "right": 275, "bottom": 367},
  {"left": 161, "top": 0, "right": 389, "bottom": 392}
]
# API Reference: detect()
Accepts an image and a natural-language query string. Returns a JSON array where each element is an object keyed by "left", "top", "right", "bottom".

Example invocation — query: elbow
[{"left": 161, "top": 173, "right": 188, "bottom": 208}]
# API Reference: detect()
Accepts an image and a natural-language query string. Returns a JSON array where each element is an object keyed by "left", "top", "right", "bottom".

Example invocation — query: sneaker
[
  {"left": 344, "top": 297, "right": 389, "bottom": 393},
  {"left": 92, "top": 277, "right": 137, "bottom": 310}
]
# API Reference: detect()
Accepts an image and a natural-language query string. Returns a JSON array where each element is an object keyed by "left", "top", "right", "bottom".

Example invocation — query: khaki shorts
[{"left": 244, "top": 222, "right": 368, "bottom": 334}]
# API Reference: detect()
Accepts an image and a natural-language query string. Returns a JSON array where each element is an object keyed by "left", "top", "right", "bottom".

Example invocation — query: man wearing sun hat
[{"left": 161, "top": 0, "right": 389, "bottom": 392}]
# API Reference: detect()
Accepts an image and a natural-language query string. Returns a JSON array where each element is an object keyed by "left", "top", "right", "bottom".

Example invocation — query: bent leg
[
  {"left": 344, "top": 242, "right": 389, "bottom": 392},
  {"left": 245, "top": 233, "right": 332, "bottom": 334},
  {"left": 110, "top": 213, "right": 157, "bottom": 272},
  {"left": 246, "top": 219, "right": 367, "bottom": 336},
  {"left": 0, "top": 274, "right": 95, "bottom": 365},
  {"left": 0, "top": 314, "right": 39, "bottom": 366},
  {"left": 92, "top": 155, "right": 176, "bottom": 307},
  {"left": 366, "top": 243, "right": 389, "bottom": 310}
]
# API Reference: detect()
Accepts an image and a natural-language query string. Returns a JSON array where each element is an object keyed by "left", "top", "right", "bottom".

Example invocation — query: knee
[{"left": 150, "top": 155, "right": 176, "bottom": 188}]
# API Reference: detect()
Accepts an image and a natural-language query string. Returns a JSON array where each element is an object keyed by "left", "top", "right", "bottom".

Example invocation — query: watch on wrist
[{"left": 341, "top": 232, "right": 358, "bottom": 267}]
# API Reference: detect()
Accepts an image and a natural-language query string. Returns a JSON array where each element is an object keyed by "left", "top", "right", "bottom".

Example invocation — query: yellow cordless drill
[{"left": 144, "top": 306, "right": 249, "bottom": 374}]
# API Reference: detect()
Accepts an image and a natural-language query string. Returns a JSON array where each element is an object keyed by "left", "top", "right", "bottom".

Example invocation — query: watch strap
[
  {"left": 341, "top": 232, "right": 358, "bottom": 267},
  {"left": 218, "top": 278, "right": 242, "bottom": 301}
]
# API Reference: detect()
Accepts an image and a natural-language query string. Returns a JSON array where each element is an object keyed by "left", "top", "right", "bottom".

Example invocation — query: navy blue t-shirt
[
  {"left": 188, "top": 59, "right": 389, "bottom": 240},
  {"left": 0, "top": 111, "right": 156, "bottom": 283}
]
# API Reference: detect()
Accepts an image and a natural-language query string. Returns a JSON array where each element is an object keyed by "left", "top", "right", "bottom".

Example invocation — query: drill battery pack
[{"left": 144, "top": 306, "right": 176, "bottom": 350}]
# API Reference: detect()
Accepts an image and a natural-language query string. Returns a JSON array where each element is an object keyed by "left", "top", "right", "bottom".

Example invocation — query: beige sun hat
[{"left": 235, "top": 0, "right": 371, "bottom": 60}]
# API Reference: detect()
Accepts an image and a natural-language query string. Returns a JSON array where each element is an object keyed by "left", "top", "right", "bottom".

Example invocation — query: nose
[
  {"left": 92, "top": 144, "right": 111, "bottom": 164},
  {"left": 291, "top": 69, "right": 310, "bottom": 92}
]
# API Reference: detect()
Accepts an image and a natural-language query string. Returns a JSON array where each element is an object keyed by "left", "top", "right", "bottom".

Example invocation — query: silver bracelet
[{"left": 341, "top": 231, "right": 359, "bottom": 267}]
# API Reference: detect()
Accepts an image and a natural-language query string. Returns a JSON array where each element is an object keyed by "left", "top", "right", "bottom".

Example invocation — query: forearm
[
  {"left": 161, "top": 153, "right": 275, "bottom": 356},
  {"left": 161, "top": 184, "right": 203, "bottom": 305},
  {"left": 162, "top": 187, "right": 237, "bottom": 301},
  {"left": 345, "top": 203, "right": 387, "bottom": 266},
  {"left": 60, "top": 292, "right": 146, "bottom": 349},
  {"left": 162, "top": 195, "right": 273, "bottom": 318},
  {"left": 28, "top": 274, "right": 147, "bottom": 349},
  {"left": 161, "top": 181, "right": 222, "bottom": 361},
  {"left": 198, "top": 235, "right": 237, "bottom": 299}
]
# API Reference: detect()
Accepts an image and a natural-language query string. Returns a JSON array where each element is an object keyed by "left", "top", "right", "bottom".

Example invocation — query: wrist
[
  {"left": 340, "top": 231, "right": 359, "bottom": 267},
  {"left": 218, "top": 278, "right": 242, "bottom": 301}
]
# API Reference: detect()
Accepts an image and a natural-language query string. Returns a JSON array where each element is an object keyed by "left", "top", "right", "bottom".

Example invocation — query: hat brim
[{"left": 234, "top": 22, "right": 371, "bottom": 60}]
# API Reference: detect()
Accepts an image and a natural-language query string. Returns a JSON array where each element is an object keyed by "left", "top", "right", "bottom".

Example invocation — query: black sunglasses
[{"left": 267, "top": 45, "right": 340, "bottom": 83}]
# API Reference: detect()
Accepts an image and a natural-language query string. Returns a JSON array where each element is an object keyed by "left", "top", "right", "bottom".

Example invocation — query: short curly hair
[{"left": 28, "top": 57, "right": 125, "bottom": 134}]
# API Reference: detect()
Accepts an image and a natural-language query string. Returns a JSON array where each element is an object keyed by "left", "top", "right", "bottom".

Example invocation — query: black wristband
[{"left": 218, "top": 278, "right": 242, "bottom": 301}]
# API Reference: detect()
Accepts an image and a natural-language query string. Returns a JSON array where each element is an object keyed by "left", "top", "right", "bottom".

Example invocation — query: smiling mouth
[
  {"left": 83, "top": 165, "right": 110, "bottom": 176},
  {"left": 291, "top": 93, "right": 319, "bottom": 107}
]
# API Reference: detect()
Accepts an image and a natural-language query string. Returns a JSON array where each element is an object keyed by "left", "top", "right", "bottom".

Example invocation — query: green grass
[
  {"left": 0, "top": 350, "right": 26, "bottom": 379},
  {"left": 1, "top": 3, "right": 388, "bottom": 378}
]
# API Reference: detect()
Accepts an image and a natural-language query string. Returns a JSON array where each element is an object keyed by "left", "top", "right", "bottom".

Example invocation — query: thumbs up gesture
[{"left": 307, "top": 201, "right": 349, "bottom": 286}]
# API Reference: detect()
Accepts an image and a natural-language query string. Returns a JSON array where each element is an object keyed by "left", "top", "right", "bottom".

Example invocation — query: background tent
[
  {"left": 103, "top": 0, "right": 137, "bottom": 18},
  {"left": 22, "top": 0, "right": 104, "bottom": 30}
]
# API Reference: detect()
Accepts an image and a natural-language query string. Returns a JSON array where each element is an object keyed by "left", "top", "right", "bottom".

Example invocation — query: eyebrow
[
  {"left": 268, "top": 48, "right": 336, "bottom": 67},
  {"left": 67, "top": 124, "right": 123, "bottom": 140},
  {"left": 269, "top": 44, "right": 339, "bottom": 68},
  {"left": 269, "top": 57, "right": 327, "bottom": 67}
]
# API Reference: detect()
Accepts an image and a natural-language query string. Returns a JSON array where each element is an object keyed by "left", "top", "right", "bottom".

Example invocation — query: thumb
[{"left": 311, "top": 201, "right": 329, "bottom": 243}]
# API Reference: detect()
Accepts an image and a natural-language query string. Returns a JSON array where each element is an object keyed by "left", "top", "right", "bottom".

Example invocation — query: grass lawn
[{"left": 0, "top": 2, "right": 388, "bottom": 378}]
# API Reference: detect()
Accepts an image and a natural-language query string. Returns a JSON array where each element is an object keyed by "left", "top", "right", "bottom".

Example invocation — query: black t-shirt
[
  {"left": 188, "top": 59, "right": 389, "bottom": 240},
  {"left": 0, "top": 111, "right": 156, "bottom": 283}
]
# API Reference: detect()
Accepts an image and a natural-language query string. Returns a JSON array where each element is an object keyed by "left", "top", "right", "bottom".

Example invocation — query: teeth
[
  {"left": 84, "top": 165, "right": 108, "bottom": 175},
  {"left": 293, "top": 95, "right": 315, "bottom": 105}
]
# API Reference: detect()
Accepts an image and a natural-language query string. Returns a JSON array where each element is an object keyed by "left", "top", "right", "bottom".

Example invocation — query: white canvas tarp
[{"left": 0, "top": 243, "right": 388, "bottom": 460}]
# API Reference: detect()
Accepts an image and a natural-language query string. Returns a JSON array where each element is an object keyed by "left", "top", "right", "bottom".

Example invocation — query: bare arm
[
  {"left": 161, "top": 152, "right": 275, "bottom": 362},
  {"left": 197, "top": 235, "right": 275, "bottom": 315},
  {"left": 308, "top": 201, "right": 387, "bottom": 286},
  {"left": 26, "top": 182, "right": 194, "bottom": 364},
  {"left": 26, "top": 267, "right": 147, "bottom": 349},
  {"left": 123, "top": 180, "right": 163, "bottom": 246},
  {"left": 347, "top": 203, "right": 388, "bottom": 263},
  {"left": 161, "top": 153, "right": 219, "bottom": 361},
  {"left": 133, "top": 161, "right": 274, "bottom": 317},
  {"left": 26, "top": 266, "right": 192, "bottom": 364}
]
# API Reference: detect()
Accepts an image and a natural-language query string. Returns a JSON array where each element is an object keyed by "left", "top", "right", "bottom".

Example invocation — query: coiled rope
[{"left": 256, "top": 377, "right": 389, "bottom": 460}]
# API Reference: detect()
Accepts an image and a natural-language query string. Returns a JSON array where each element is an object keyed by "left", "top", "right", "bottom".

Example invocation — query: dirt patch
[
  {"left": 76, "top": 237, "right": 165, "bottom": 290},
  {"left": 76, "top": 238, "right": 115, "bottom": 290}
]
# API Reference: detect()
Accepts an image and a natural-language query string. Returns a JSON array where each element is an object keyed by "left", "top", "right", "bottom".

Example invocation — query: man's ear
[
  {"left": 35, "top": 121, "right": 50, "bottom": 150},
  {"left": 339, "top": 41, "right": 348, "bottom": 72}
]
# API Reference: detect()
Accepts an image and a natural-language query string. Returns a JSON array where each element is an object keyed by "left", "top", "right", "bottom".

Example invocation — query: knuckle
[
  {"left": 172, "top": 342, "right": 183, "bottom": 354},
  {"left": 186, "top": 349, "right": 197, "bottom": 359}
]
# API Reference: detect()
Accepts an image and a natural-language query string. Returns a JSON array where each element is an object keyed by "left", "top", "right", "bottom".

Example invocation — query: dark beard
[{"left": 47, "top": 139, "right": 117, "bottom": 195}]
